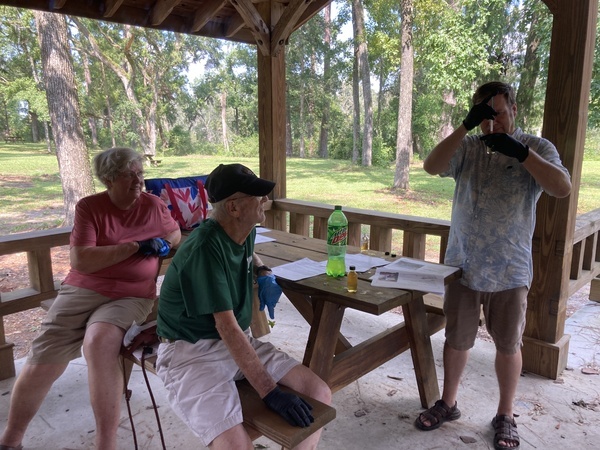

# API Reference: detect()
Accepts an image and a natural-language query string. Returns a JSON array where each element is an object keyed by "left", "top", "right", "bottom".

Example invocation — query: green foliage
[
  {"left": 371, "top": 135, "right": 395, "bottom": 167},
  {"left": 167, "top": 125, "right": 194, "bottom": 156},
  {"left": 584, "top": 128, "right": 600, "bottom": 161},
  {"left": 589, "top": 18, "right": 600, "bottom": 128},
  {"left": 227, "top": 135, "right": 259, "bottom": 158}
]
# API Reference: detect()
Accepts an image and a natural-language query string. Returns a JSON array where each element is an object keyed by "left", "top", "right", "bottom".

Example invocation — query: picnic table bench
[
  {"left": 144, "top": 154, "right": 162, "bottom": 166},
  {"left": 3, "top": 133, "right": 24, "bottom": 143}
]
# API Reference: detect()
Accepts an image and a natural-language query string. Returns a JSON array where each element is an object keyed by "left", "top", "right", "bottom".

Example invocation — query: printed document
[{"left": 371, "top": 257, "right": 459, "bottom": 294}]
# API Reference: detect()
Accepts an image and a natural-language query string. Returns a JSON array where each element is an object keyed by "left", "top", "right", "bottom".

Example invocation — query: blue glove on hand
[
  {"left": 257, "top": 273, "right": 282, "bottom": 320},
  {"left": 137, "top": 238, "right": 171, "bottom": 257},
  {"left": 262, "top": 386, "right": 314, "bottom": 428}
]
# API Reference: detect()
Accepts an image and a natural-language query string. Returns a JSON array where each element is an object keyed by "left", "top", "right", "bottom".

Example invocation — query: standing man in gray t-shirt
[{"left": 414, "top": 82, "right": 571, "bottom": 450}]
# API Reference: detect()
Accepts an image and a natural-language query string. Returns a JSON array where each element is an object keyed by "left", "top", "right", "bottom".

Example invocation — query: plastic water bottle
[{"left": 326, "top": 205, "right": 348, "bottom": 277}]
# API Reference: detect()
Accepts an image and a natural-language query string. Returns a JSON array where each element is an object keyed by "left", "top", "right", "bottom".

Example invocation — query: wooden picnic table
[{"left": 255, "top": 229, "right": 461, "bottom": 409}]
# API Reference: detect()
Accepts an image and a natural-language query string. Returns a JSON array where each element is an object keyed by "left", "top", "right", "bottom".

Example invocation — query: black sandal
[
  {"left": 414, "top": 399, "right": 461, "bottom": 431},
  {"left": 492, "top": 414, "right": 520, "bottom": 450}
]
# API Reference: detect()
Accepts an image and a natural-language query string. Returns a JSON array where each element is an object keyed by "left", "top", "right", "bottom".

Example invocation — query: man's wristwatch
[{"left": 254, "top": 265, "right": 271, "bottom": 276}]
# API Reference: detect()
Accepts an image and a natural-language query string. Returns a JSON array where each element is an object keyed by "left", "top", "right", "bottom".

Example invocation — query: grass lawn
[{"left": 0, "top": 142, "right": 599, "bottom": 235}]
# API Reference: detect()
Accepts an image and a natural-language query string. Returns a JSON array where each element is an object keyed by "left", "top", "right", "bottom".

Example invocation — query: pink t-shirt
[{"left": 64, "top": 191, "right": 179, "bottom": 300}]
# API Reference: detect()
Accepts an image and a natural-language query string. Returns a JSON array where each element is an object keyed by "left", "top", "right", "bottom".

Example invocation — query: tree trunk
[
  {"left": 439, "top": 90, "right": 457, "bottom": 141},
  {"left": 35, "top": 11, "right": 94, "bottom": 226},
  {"left": 286, "top": 85, "right": 293, "bottom": 156},
  {"left": 353, "top": 0, "right": 373, "bottom": 166},
  {"left": 351, "top": 6, "right": 361, "bottom": 165},
  {"left": 29, "top": 111, "right": 39, "bottom": 142},
  {"left": 299, "top": 84, "right": 306, "bottom": 158},
  {"left": 516, "top": 4, "right": 542, "bottom": 133},
  {"left": 44, "top": 121, "right": 52, "bottom": 153},
  {"left": 100, "top": 63, "right": 116, "bottom": 147},
  {"left": 394, "top": 0, "right": 415, "bottom": 190},
  {"left": 318, "top": 5, "right": 332, "bottom": 159},
  {"left": 81, "top": 53, "right": 99, "bottom": 147},
  {"left": 221, "top": 90, "right": 229, "bottom": 152}
]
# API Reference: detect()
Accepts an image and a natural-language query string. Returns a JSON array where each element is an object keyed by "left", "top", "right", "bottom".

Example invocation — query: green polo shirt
[{"left": 157, "top": 219, "right": 255, "bottom": 342}]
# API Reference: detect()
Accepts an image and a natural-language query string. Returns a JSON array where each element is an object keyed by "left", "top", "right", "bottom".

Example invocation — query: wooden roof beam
[
  {"left": 271, "top": 0, "right": 315, "bottom": 56},
  {"left": 229, "top": 0, "right": 271, "bottom": 56},
  {"left": 191, "top": 0, "right": 227, "bottom": 32},
  {"left": 52, "top": 0, "right": 67, "bottom": 9},
  {"left": 296, "top": 0, "right": 331, "bottom": 32},
  {"left": 151, "top": 0, "right": 182, "bottom": 26},
  {"left": 225, "top": 15, "right": 246, "bottom": 38},
  {"left": 103, "top": 0, "right": 125, "bottom": 18}
]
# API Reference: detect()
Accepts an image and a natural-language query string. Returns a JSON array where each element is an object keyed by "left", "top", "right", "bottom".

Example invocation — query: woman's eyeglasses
[{"left": 120, "top": 170, "right": 145, "bottom": 180}]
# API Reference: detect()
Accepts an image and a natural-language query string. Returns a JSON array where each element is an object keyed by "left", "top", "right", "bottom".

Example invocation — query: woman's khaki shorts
[
  {"left": 155, "top": 330, "right": 299, "bottom": 446},
  {"left": 443, "top": 280, "right": 528, "bottom": 354},
  {"left": 28, "top": 284, "right": 154, "bottom": 364}
]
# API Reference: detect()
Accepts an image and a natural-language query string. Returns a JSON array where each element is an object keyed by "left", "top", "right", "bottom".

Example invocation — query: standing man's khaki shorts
[{"left": 443, "top": 280, "right": 528, "bottom": 354}]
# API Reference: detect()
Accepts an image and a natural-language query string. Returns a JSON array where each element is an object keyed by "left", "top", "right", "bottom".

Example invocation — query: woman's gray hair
[{"left": 93, "top": 147, "right": 144, "bottom": 187}]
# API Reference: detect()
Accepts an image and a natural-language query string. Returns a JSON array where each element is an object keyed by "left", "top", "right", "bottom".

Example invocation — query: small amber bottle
[{"left": 347, "top": 265, "right": 358, "bottom": 293}]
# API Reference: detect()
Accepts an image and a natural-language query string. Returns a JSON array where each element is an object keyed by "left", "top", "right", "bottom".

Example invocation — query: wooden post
[
  {"left": 0, "top": 318, "right": 16, "bottom": 380},
  {"left": 524, "top": 0, "right": 598, "bottom": 379},
  {"left": 258, "top": 1, "right": 287, "bottom": 232}
]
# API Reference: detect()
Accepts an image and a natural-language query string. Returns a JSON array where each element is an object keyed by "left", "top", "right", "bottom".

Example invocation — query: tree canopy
[{"left": 1, "top": 0, "right": 598, "bottom": 173}]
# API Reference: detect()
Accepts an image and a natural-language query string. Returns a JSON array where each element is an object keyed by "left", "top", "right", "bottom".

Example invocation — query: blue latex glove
[
  {"left": 137, "top": 238, "right": 171, "bottom": 257},
  {"left": 257, "top": 273, "right": 282, "bottom": 320}
]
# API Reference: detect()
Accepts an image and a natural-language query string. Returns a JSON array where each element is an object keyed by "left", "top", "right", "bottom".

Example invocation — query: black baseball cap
[{"left": 205, "top": 163, "right": 275, "bottom": 203}]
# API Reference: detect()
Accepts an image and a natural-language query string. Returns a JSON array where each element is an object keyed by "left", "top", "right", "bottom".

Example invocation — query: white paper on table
[
  {"left": 272, "top": 258, "right": 327, "bottom": 281},
  {"left": 345, "top": 253, "right": 389, "bottom": 272},
  {"left": 255, "top": 226, "right": 270, "bottom": 233},
  {"left": 370, "top": 257, "right": 459, "bottom": 294},
  {"left": 255, "top": 233, "right": 276, "bottom": 244}
]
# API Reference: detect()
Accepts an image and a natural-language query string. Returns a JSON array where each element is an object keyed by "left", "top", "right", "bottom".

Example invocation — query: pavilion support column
[
  {"left": 257, "top": 2, "right": 287, "bottom": 232},
  {"left": 524, "top": 0, "right": 598, "bottom": 379}
]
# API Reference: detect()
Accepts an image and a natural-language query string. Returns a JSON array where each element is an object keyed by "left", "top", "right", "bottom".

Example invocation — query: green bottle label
[{"left": 328, "top": 225, "right": 348, "bottom": 245}]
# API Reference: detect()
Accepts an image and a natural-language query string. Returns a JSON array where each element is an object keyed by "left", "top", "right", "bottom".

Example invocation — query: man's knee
[
  {"left": 283, "top": 365, "right": 332, "bottom": 405},
  {"left": 209, "top": 424, "right": 253, "bottom": 450}
]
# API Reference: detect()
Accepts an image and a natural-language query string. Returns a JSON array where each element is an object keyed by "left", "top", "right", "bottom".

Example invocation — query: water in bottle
[{"left": 326, "top": 205, "right": 348, "bottom": 277}]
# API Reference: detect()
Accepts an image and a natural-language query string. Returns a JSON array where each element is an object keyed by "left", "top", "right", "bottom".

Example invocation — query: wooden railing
[
  {"left": 1, "top": 200, "right": 599, "bottom": 381},
  {"left": 271, "top": 199, "right": 451, "bottom": 263},
  {"left": 570, "top": 208, "right": 600, "bottom": 297}
]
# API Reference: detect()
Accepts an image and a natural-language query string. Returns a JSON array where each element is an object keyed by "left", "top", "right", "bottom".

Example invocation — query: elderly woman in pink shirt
[{"left": 0, "top": 147, "right": 180, "bottom": 450}]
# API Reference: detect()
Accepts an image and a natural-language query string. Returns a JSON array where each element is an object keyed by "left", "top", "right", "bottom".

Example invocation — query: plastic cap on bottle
[
  {"left": 334, "top": 205, "right": 342, "bottom": 210},
  {"left": 349, "top": 266, "right": 356, "bottom": 270}
]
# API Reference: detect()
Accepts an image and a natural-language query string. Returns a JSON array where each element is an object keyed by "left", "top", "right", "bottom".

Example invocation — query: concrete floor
[{"left": 1, "top": 295, "right": 599, "bottom": 450}]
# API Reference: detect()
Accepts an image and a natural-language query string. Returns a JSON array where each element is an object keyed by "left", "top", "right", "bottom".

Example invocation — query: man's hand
[
  {"left": 262, "top": 386, "right": 314, "bottom": 427},
  {"left": 480, "top": 133, "right": 529, "bottom": 162},
  {"left": 257, "top": 273, "right": 282, "bottom": 320},
  {"left": 122, "top": 326, "right": 158, "bottom": 356},
  {"left": 463, "top": 93, "right": 497, "bottom": 131},
  {"left": 137, "top": 238, "right": 171, "bottom": 257}
]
